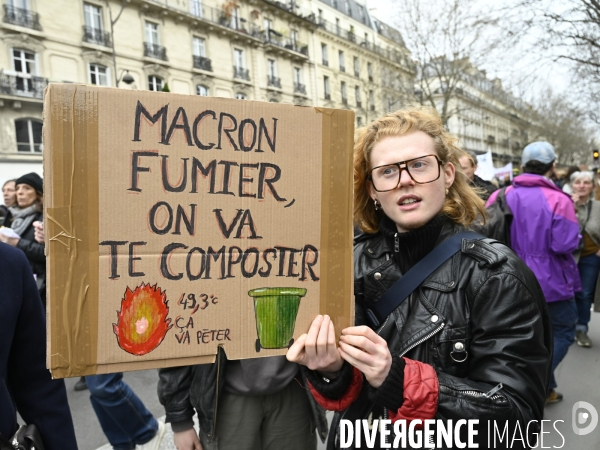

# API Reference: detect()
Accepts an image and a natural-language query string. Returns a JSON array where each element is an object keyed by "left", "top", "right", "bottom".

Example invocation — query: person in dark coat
[
  {"left": 0, "top": 172, "right": 46, "bottom": 304},
  {"left": 458, "top": 150, "right": 497, "bottom": 200},
  {"left": 0, "top": 242, "right": 78, "bottom": 449},
  {"left": 0, "top": 179, "right": 16, "bottom": 226}
]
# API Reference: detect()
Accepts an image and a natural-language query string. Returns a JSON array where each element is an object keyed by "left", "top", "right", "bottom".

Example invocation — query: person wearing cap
[
  {"left": 487, "top": 141, "right": 581, "bottom": 405},
  {"left": 0, "top": 172, "right": 46, "bottom": 304}
]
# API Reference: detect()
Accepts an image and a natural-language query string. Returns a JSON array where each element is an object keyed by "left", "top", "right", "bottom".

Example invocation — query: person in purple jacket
[{"left": 487, "top": 141, "right": 581, "bottom": 405}]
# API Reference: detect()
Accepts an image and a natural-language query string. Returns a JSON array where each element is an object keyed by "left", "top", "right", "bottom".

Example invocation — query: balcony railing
[
  {"left": 234, "top": 66, "right": 250, "bottom": 81},
  {"left": 82, "top": 26, "right": 112, "bottom": 47},
  {"left": 264, "top": 35, "right": 308, "bottom": 56},
  {"left": 0, "top": 73, "right": 47, "bottom": 99},
  {"left": 186, "top": 3, "right": 261, "bottom": 38},
  {"left": 144, "top": 42, "right": 168, "bottom": 61},
  {"left": 267, "top": 75, "right": 281, "bottom": 88},
  {"left": 3, "top": 5, "right": 42, "bottom": 30},
  {"left": 193, "top": 56, "right": 213, "bottom": 71},
  {"left": 294, "top": 83, "right": 306, "bottom": 95}
]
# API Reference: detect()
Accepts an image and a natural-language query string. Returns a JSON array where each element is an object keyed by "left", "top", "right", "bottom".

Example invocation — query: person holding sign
[{"left": 287, "top": 106, "right": 551, "bottom": 449}]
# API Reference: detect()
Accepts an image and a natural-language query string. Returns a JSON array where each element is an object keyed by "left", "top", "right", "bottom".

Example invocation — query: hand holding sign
[
  {"left": 287, "top": 315, "right": 343, "bottom": 375},
  {"left": 339, "top": 326, "right": 392, "bottom": 389}
]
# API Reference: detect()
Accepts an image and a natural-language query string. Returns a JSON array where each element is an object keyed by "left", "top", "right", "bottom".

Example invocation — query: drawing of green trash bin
[{"left": 248, "top": 287, "right": 307, "bottom": 352}]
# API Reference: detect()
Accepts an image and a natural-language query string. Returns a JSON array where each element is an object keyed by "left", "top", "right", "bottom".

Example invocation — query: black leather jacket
[
  {"left": 351, "top": 221, "right": 551, "bottom": 435},
  {"left": 157, "top": 349, "right": 329, "bottom": 443}
]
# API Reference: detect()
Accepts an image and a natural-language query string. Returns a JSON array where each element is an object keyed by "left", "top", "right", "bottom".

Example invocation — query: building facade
[
  {"left": 442, "top": 64, "right": 535, "bottom": 167},
  {"left": 0, "top": 0, "right": 414, "bottom": 184}
]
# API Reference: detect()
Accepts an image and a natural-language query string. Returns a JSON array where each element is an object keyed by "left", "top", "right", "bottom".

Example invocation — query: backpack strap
[{"left": 366, "top": 231, "right": 485, "bottom": 327}]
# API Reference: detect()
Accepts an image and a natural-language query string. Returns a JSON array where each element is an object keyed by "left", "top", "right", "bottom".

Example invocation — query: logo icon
[{"left": 572, "top": 401, "right": 598, "bottom": 436}]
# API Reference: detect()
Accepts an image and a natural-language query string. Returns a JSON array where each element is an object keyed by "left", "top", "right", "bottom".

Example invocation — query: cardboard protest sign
[{"left": 44, "top": 84, "right": 354, "bottom": 378}]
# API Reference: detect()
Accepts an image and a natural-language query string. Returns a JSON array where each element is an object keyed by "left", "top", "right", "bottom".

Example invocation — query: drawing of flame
[{"left": 113, "top": 283, "right": 172, "bottom": 356}]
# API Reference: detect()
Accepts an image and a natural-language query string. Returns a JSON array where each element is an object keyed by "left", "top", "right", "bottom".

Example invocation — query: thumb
[{"left": 286, "top": 333, "right": 307, "bottom": 363}]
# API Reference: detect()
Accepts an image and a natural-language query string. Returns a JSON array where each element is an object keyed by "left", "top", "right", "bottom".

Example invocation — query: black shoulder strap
[{"left": 366, "top": 231, "right": 484, "bottom": 327}]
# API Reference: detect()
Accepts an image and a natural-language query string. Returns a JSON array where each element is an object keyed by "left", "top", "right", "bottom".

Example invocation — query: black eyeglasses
[{"left": 368, "top": 154, "right": 443, "bottom": 192}]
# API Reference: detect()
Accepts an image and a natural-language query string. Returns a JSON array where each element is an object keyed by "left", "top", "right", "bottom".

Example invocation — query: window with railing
[
  {"left": 192, "top": 37, "right": 212, "bottom": 70},
  {"left": 267, "top": 59, "right": 280, "bottom": 87},
  {"left": 355, "top": 86, "right": 361, "bottom": 107},
  {"left": 368, "top": 62, "right": 373, "bottom": 82},
  {"left": 324, "top": 76, "right": 330, "bottom": 100},
  {"left": 197, "top": 85, "right": 209, "bottom": 96},
  {"left": 148, "top": 75, "right": 163, "bottom": 91},
  {"left": 293, "top": 67, "right": 306, "bottom": 94},
  {"left": 3, "top": 0, "right": 42, "bottom": 30},
  {"left": 321, "top": 43, "right": 328, "bottom": 66},
  {"left": 341, "top": 81, "right": 347, "bottom": 104},
  {"left": 339, "top": 50, "right": 345, "bottom": 72},
  {"left": 354, "top": 56, "right": 359, "bottom": 77},
  {"left": 233, "top": 49, "right": 249, "bottom": 80},
  {"left": 89, "top": 63, "right": 109, "bottom": 86},
  {"left": 83, "top": 3, "right": 110, "bottom": 46},
  {"left": 144, "top": 22, "right": 167, "bottom": 60},
  {"left": 15, "top": 118, "right": 42, "bottom": 153}
]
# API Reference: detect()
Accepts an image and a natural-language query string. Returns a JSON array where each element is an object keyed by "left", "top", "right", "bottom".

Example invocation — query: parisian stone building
[
  {"left": 433, "top": 61, "right": 536, "bottom": 167},
  {"left": 0, "top": 0, "right": 415, "bottom": 184}
]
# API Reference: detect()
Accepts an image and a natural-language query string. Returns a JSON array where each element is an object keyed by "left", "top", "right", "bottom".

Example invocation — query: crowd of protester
[{"left": 1, "top": 106, "right": 599, "bottom": 450}]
